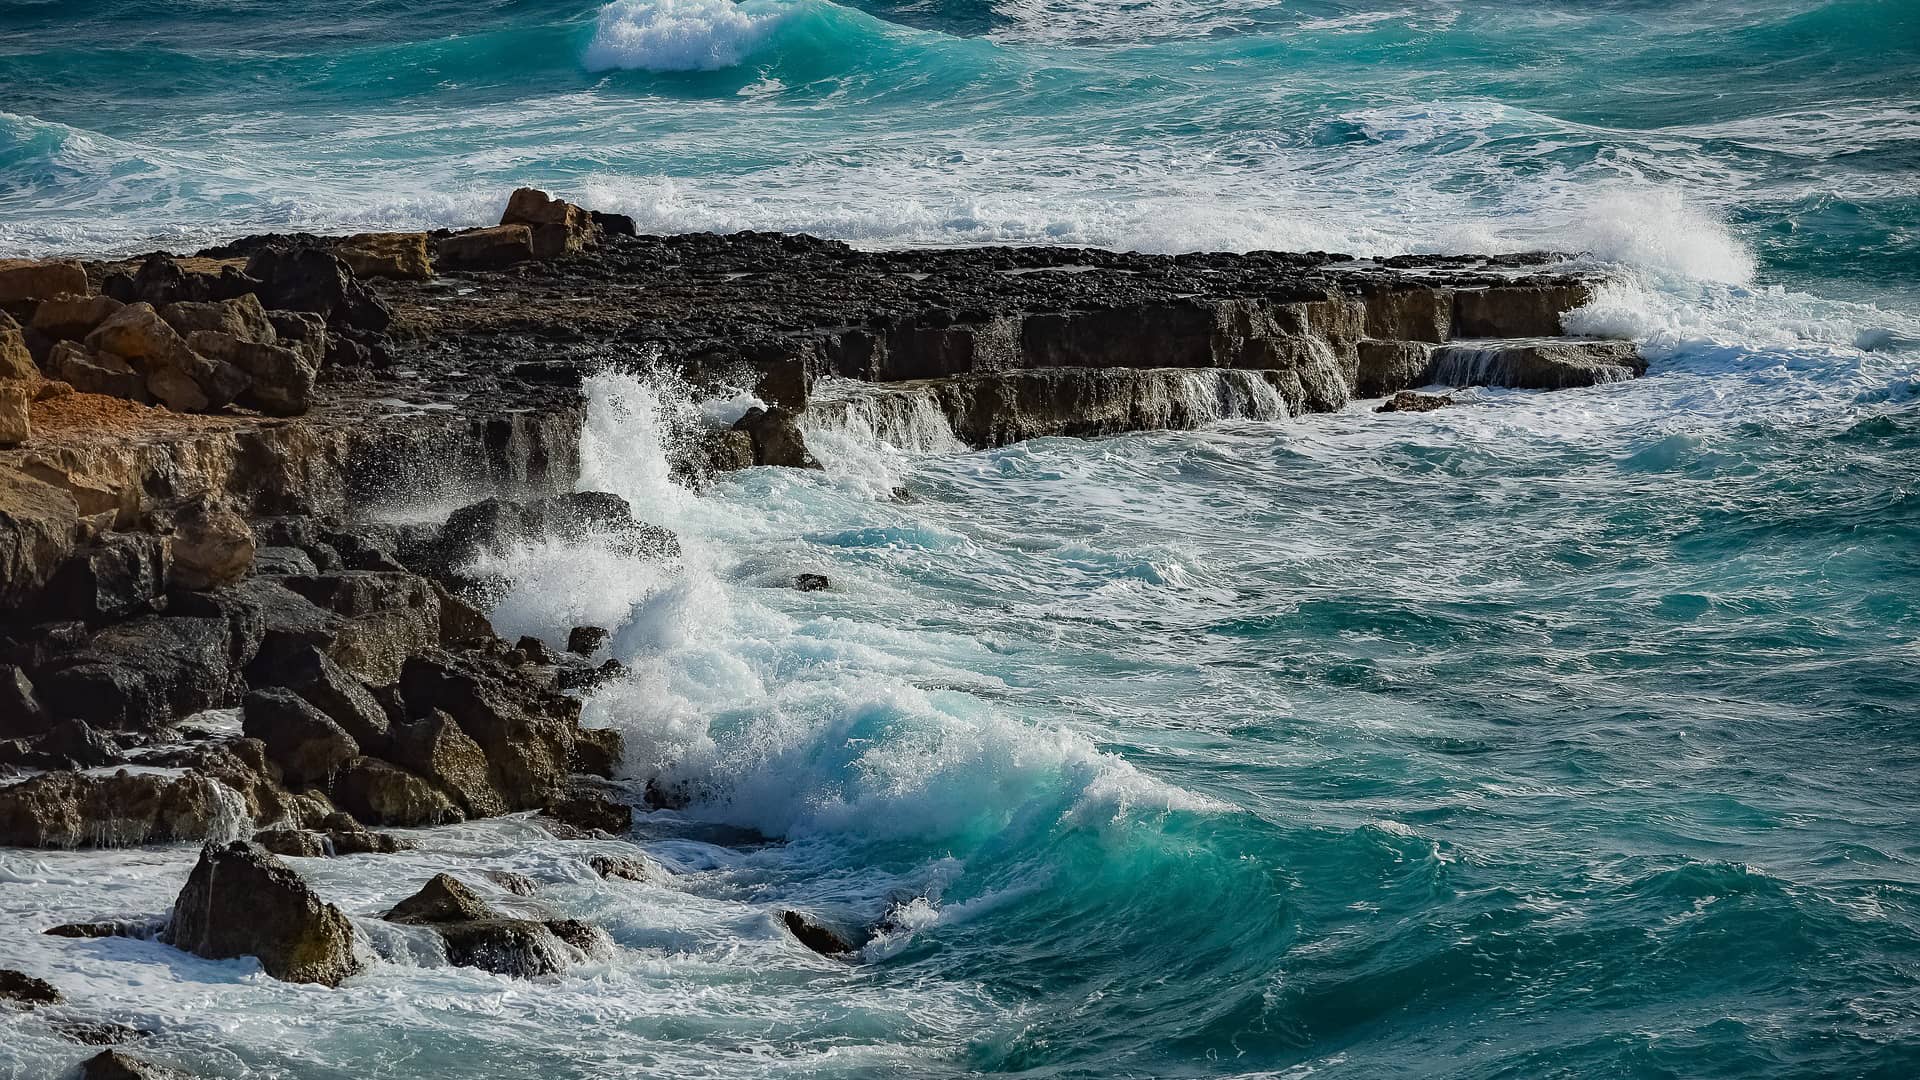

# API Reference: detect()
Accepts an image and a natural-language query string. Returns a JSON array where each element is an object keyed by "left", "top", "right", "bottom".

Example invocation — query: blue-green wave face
[{"left": 4, "top": 3, "right": 1920, "bottom": 1080}]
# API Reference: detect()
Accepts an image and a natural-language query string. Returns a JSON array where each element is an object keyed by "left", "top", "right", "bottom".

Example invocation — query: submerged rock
[
  {"left": 383, "top": 873, "right": 582, "bottom": 978},
  {"left": 1429, "top": 339, "right": 1644, "bottom": 390},
  {"left": 163, "top": 841, "right": 362, "bottom": 986},
  {"left": 1376, "top": 391, "right": 1454, "bottom": 413},
  {"left": 794, "top": 573, "right": 830, "bottom": 592},
  {"left": 79, "top": 1049, "right": 194, "bottom": 1080},
  {"left": 782, "top": 910, "right": 856, "bottom": 957}
]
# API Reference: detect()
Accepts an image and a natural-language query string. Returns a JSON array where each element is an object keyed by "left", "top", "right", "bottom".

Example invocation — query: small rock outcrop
[
  {"left": 782, "top": 909, "right": 856, "bottom": 957},
  {"left": 335, "top": 233, "right": 433, "bottom": 282},
  {"left": 79, "top": 1049, "right": 194, "bottom": 1080},
  {"left": 0, "top": 967, "right": 63, "bottom": 1006},
  {"left": 434, "top": 226, "right": 533, "bottom": 270},
  {"left": 163, "top": 841, "right": 362, "bottom": 986},
  {"left": 500, "top": 188, "right": 601, "bottom": 260},
  {"left": 794, "top": 573, "right": 829, "bottom": 592},
  {"left": 733, "top": 406, "right": 820, "bottom": 469},
  {"left": 1376, "top": 391, "right": 1454, "bottom": 413},
  {"left": 383, "top": 873, "right": 584, "bottom": 978}
]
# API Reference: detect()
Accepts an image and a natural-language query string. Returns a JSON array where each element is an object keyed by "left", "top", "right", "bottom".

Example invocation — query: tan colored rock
[
  {"left": 85, "top": 302, "right": 247, "bottom": 412},
  {"left": 435, "top": 225, "right": 534, "bottom": 270},
  {"left": 501, "top": 187, "right": 598, "bottom": 259},
  {"left": 0, "top": 468, "right": 77, "bottom": 606},
  {"left": 30, "top": 295, "right": 125, "bottom": 343},
  {"left": 170, "top": 502, "right": 255, "bottom": 590},
  {"left": 0, "top": 381, "right": 29, "bottom": 445},
  {"left": 50, "top": 342, "right": 149, "bottom": 402},
  {"left": 2, "top": 324, "right": 40, "bottom": 382},
  {"left": 159, "top": 293, "right": 276, "bottom": 345},
  {"left": 186, "top": 330, "right": 315, "bottom": 416},
  {"left": 337, "top": 232, "right": 432, "bottom": 281},
  {"left": 0, "top": 258, "right": 88, "bottom": 303}
]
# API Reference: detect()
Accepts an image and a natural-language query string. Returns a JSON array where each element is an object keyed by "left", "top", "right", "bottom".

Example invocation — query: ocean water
[{"left": 5, "top": 1, "right": 1920, "bottom": 1078}]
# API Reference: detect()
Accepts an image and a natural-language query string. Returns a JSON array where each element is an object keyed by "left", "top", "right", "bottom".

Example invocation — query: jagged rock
[
  {"left": 514, "top": 635, "right": 561, "bottom": 666},
  {"left": 185, "top": 330, "right": 315, "bottom": 416},
  {"left": 1, "top": 322, "right": 37, "bottom": 382},
  {"left": 543, "top": 787, "right": 630, "bottom": 835},
  {"left": 555, "top": 657, "right": 626, "bottom": 694},
  {"left": 385, "top": 873, "right": 492, "bottom": 924},
  {"left": 678, "top": 426, "right": 756, "bottom": 483},
  {"left": 336, "top": 233, "right": 433, "bottom": 281},
  {"left": 434, "top": 583, "right": 496, "bottom": 646},
  {"left": 44, "top": 919, "right": 155, "bottom": 939},
  {"left": 588, "top": 853, "right": 662, "bottom": 883},
  {"left": 1430, "top": 339, "right": 1645, "bottom": 390},
  {"left": 0, "top": 258, "right": 88, "bottom": 303},
  {"left": 0, "top": 664, "right": 49, "bottom": 737},
  {"left": 326, "top": 824, "right": 411, "bottom": 854},
  {"left": 396, "top": 650, "right": 579, "bottom": 811},
  {"left": 249, "top": 644, "right": 389, "bottom": 749},
  {"left": 79, "top": 1049, "right": 193, "bottom": 1080},
  {"left": 483, "top": 870, "right": 539, "bottom": 896},
  {"left": 782, "top": 910, "right": 855, "bottom": 956},
  {"left": 386, "top": 709, "right": 505, "bottom": 819},
  {"left": 384, "top": 873, "right": 572, "bottom": 978},
  {"left": 733, "top": 406, "right": 821, "bottom": 469},
  {"left": 276, "top": 571, "right": 442, "bottom": 683},
  {"left": 589, "top": 210, "right": 636, "bottom": 237},
  {"left": 566, "top": 626, "right": 609, "bottom": 656},
  {"left": 794, "top": 573, "right": 829, "bottom": 592},
  {"left": 243, "top": 689, "right": 359, "bottom": 787},
  {"left": 435, "top": 225, "right": 534, "bottom": 270},
  {"left": 30, "top": 295, "right": 126, "bottom": 343},
  {"left": 422, "top": 491, "right": 678, "bottom": 575},
  {"left": 252, "top": 546, "right": 318, "bottom": 576},
  {"left": 0, "top": 470, "right": 79, "bottom": 607},
  {"left": 1376, "top": 391, "right": 1454, "bottom": 413},
  {"left": 331, "top": 756, "right": 461, "bottom": 827},
  {"left": 243, "top": 247, "right": 391, "bottom": 333},
  {"left": 501, "top": 188, "right": 598, "bottom": 260},
  {"left": 102, "top": 254, "right": 255, "bottom": 308},
  {"left": 252, "top": 827, "right": 328, "bottom": 858},
  {"left": 0, "top": 968, "right": 62, "bottom": 1006},
  {"left": 158, "top": 293, "right": 276, "bottom": 345},
  {"left": 34, "top": 717, "right": 119, "bottom": 768},
  {"left": 265, "top": 309, "right": 326, "bottom": 367},
  {"left": 0, "top": 381, "right": 28, "bottom": 445},
  {"left": 544, "top": 918, "right": 613, "bottom": 957},
  {"left": 84, "top": 302, "right": 246, "bottom": 412},
  {"left": 164, "top": 841, "right": 361, "bottom": 986},
  {"left": 0, "top": 769, "right": 236, "bottom": 848},
  {"left": 33, "top": 615, "right": 244, "bottom": 729},
  {"left": 49, "top": 342, "right": 149, "bottom": 401},
  {"left": 168, "top": 502, "right": 255, "bottom": 590},
  {"left": 571, "top": 727, "right": 623, "bottom": 778},
  {"left": 57, "top": 1019, "right": 153, "bottom": 1045},
  {"left": 43, "top": 532, "right": 171, "bottom": 622}
]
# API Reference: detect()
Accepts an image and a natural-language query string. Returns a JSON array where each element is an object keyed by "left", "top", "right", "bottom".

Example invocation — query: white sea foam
[{"left": 584, "top": 0, "right": 787, "bottom": 73}]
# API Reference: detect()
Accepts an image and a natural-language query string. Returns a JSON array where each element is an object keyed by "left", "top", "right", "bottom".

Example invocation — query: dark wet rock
[
  {"left": 243, "top": 247, "right": 391, "bottom": 334},
  {"left": 0, "top": 664, "right": 50, "bottom": 738},
  {"left": 782, "top": 910, "right": 856, "bottom": 957},
  {"left": 1451, "top": 283, "right": 1593, "bottom": 338},
  {"left": 41, "top": 532, "right": 171, "bottom": 623},
  {"left": 331, "top": 756, "right": 461, "bottom": 828},
  {"left": 53, "top": 1019, "right": 154, "bottom": 1047},
  {"left": 1429, "top": 339, "right": 1645, "bottom": 390},
  {"left": 264, "top": 309, "right": 326, "bottom": 367},
  {"left": 555, "top": 657, "right": 626, "bottom": 693},
  {"left": 396, "top": 649, "right": 580, "bottom": 811},
  {"left": 253, "top": 644, "right": 391, "bottom": 749},
  {"left": 386, "top": 709, "right": 504, "bottom": 819},
  {"left": 242, "top": 689, "right": 359, "bottom": 788},
  {"left": 571, "top": 727, "right": 623, "bottom": 779},
  {"left": 384, "top": 873, "right": 577, "bottom": 978},
  {"left": 78, "top": 1049, "right": 193, "bottom": 1080},
  {"left": 1376, "top": 391, "right": 1455, "bottom": 414},
  {"left": 589, "top": 210, "right": 636, "bottom": 237},
  {"left": 275, "top": 571, "right": 441, "bottom": 683},
  {"left": 419, "top": 491, "right": 678, "bottom": 577},
  {"left": 32, "top": 615, "right": 244, "bottom": 730},
  {"left": 44, "top": 918, "right": 159, "bottom": 939},
  {"left": 588, "top": 853, "right": 662, "bottom": 883},
  {"left": 0, "top": 968, "right": 62, "bottom": 1006},
  {"left": 138, "top": 737, "right": 333, "bottom": 833},
  {"left": 251, "top": 827, "right": 328, "bottom": 858},
  {"left": 325, "top": 824, "right": 412, "bottom": 855},
  {"left": 101, "top": 253, "right": 256, "bottom": 308},
  {"left": 432, "top": 582, "right": 497, "bottom": 647},
  {"left": 167, "top": 502, "right": 255, "bottom": 591},
  {"left": 545, "top": 918, "right": 613, "bottom": 958},
  {"left": 515, "top": 635, "right": 562, "bottom": 666},
  {"left": 483, "top": 870, "right": 539, "bottom": 897},
  {"left": 0, "top": 768, "right": 238, "bottom": 848},
  {"left": 566, "top": 625, "right": 608, "bottom": 656},
  {"left": 164, "top": 841, "right": 362, "bottom": 985},
  {"left": 543, "top": 787, "right": 631, "bottom": 835},
  {"left": 252, "top": 545, "right": 318, "bottom": 577},
  {"left": 733, "top": 406, "right": 820, "bottom": 469},
  {"left": 794, "top": 573, "right": 829, "bottom": 592},
  {"left": 34, "top": 717, "right": 119, "bottom": 768},
  {"left": 435, "top": 225, "right": 534, "bottom": 271},
  {"left": 1354, "top": 339, "right": 1436, "bottom": 398},
  {"left": 386, "top": 873, "right": 493, "bottom": 925}
]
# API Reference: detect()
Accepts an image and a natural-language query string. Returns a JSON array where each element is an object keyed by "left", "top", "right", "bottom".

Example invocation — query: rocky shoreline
[{"left": 1, "top": 189, "right": 1637, "bottom": 1077}]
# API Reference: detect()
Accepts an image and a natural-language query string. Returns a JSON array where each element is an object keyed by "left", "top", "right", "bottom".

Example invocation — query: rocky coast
[{"left": 0, "top": 189, "right": 1638, "bottom": 1077}]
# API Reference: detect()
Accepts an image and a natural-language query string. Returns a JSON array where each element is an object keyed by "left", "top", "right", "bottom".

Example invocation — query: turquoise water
[{"left": 4, "top": 2, "right": 1920, "bottom": 1078}]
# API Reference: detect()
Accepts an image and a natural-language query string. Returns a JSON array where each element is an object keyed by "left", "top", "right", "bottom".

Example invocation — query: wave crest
[{"left": 584, "top": 0, "right": 786, "bottom": 73}]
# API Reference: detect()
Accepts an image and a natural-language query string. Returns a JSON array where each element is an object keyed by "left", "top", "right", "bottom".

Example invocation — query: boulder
[
  {"left": 483, "top": 870, "right": 539, "bottom": 896},
  {"left": 794, "top": 573, "right": 829, "bottom": 592},
  {"left": 571, "top": 727, "right": 623, "bottom": 778},
  {"left": 385, "top": 873, "right": 492, "bottom": 924},
  {"left": 782, "top": 910, "right": 855, "bottom": 956},
  {"left": 79, "top": 1050, "right": 194, "bottom": 1080},
  {"left": 325, "top": 824, "right": 411, "bottom": 854},
  {"left": 168, "top": 502, "right": 255, "bottom": 590},
  {"left": 29, "top": 295, "right": 125, "bottom": 343},
  {"left": 265, "top": 310, "right": 327, "bottom": 368},
  {"left": 0, "top": 470, "right": 79, "bottom": 608},
  {"left": 543, "top": 787, "right": 630, "bottom": 835},
  {"left": 243, "top": 247, "right": 391, "bottom": 333},
  {"left": 49, "top": 342, "right": 149, "bottom": 401},
  {"left": 423, "top": 492, "right": 678, "bottom": 575},
  {"left": 42, "top": 531, "right": 172, "bottom": 622},
  {"left": 242, "top": 689, "right": 359, "bottom": 787},
  {"left": 1355, "top": 339, "right": 1435, "bottom": 398},
  {"left": 589, "top": 210, "right": 637, "bottom": 237},
  {"left": 251, "top": 827, "right": 329, "bottom": 858},
  {"left": 397, "top": 650, "right": 579, "bottom": 811},
  {"left": 0, "top": 258, "right": 88, "bottom": 303},
  {"left": 101, "top": 254, "right": 256, "bottom": 308},
  {"left": 1376, "top": 391, "right": 1454, "bottom": 413},
  {"left": 84, "top": 302, "right": 246, "bottom": 413},
  {"left": 386, "top": 710, "right": 505, "bottom": 819},
  {"left": 1452, "top": 283, "right": 1594, "bottom": 339},
  {"left": 434, "top": 225, "right": 534, "bottom": 271},
  {"left": 276, "top": 571, "right": 441, "bottom": 683},
  {"left": 0, "top": 381, "right": 28, "bottom": 445},
  {"left": 0, "top": 968, "right": 62, "bottom": 1006},
  {"left": 336, "top": 233, "right": 433, "bottom": 281},
  {"left": 34, "top": 717, "right": 119, "bottom": 768},
  {"left": 164, "top": 841, "right": 362, "bottom": 986},
  {"left": 331, "top": 757, "right": 461, "bottom": 827},
  {"left": 0, "top": 769, "right": 237, "bottom": 848},
  {"left": 33, "top": 615, "right": 244, "bottom": 730},
  {"left": 1, "top": 323, "right": 37, "bottom": 382},
  {"left": 186, "top": 330, "right": 315, "bottom": 416},
  {"left": 0, "top": 665, "right": 49, "bottom": 738},
  {"left": 383, "top": 873, "right": 572, "bottom": 978},
  {"left": 588, "top": 853, "right": 662, "bottom": 883},
  {"left": 566, "top": 625, "right": 609, "bottom": 656},
  {"left": 500, "top": 187, "right": 599, "bottom": 259},
  {"left": 249, "top": 644, "right": 389, "bottom": 749},
  {"left": 158, "top": 293, "right": 276, "bottom": 345},
  {"left": 733, "top": 406, "right": 821, "bottom": 469}
]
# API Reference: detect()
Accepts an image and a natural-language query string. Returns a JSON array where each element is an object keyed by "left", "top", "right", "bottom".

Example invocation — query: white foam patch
[{"left": 584, "top": 0, "right": 787, "bottom": 73}]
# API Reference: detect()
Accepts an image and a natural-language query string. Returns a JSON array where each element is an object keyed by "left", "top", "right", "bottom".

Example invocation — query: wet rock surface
[{"left": 163, "top": 841, "right": 362, "bottom": 986}]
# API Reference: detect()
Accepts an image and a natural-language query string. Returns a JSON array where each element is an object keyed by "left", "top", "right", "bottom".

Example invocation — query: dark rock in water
[
  {"left": 1376, "top": 391, "right": 1454, "bottom": 414},
  {"left": 570, "top": 727, "right": 623, "bottom": 779},
  {"left": 244, "top": 247, "right": 391, "bottom": 333},
  {"left": 1429, "top": 339, "right": 1643, "bottom": 390},
  {"left": 0, "top": 769, "right": 236, "bottom": 848},
  {"left": 643, "top": 777, "right": 690, "bottom": 811},
  {"left": 0, "top": 968, "right": 62, "bottom": 1006},
  {"left": 794, "top": 573, "right": 829, "bottom": 592},
  {"left": 45, "top": 918, "right": 159, "bottom": 939},
  {"left": 588, "top": 854, "right": 661, "bottom": 883},
  {"left": 53, "top": 1018, "right": 153, "bottom": 1045},
  {"left": 35, "top": 717, "right": 119, "bottom": 768},
  {"left": 515, "top": 635, "right": 561, "bottom": 666},
  {"left": 252, "top": 644, "right": 390, "bottom": 751},
  {"left": 543, "top": 787, "right": 631, "bottom": 835},
  {"left": 242, "top": 689, "right": 359, "bottom": 787},
  {"left": 386, "top": 873, "right": 493, "bottom": 925},
  {"left": 589, "top": 210, "right": 636, "bottom": 238},
  {"left": 1354, "top": 338, "right": 1436, "bottom": 398},
  {"left": 164, "top": 841, "right": 362, "bottom": 986},
  {"left": 555, "top": 657, "right": 626, "bottom": 693},
  {"left": 79, "top": 1049, "right": 192, "bottom": 1080},
  {"left": 566, "top": 626, "right": 609, "bottom": 656},
  {"left": 385, "top": 709, "right": 504, "bottom": 819},
  {"left": 251, "top": 827, "right": 328, "bottom": 858},
  {"left": 0, "top": 665, "right": 50, "bottom": 738},
  {"left": 31, "top": 614, "right": 243, "bottom": 731},
  {"left": 425, "top": 492, "right": 678, "bottom": 575},
  {"left": 396, "top": 650, "right": 580, "bottom": 811},
  {"left": 1451, "top": 283, "right": 1593, "bottom": 339},
  {"left": 42, "top": 532, "right": 171, "bottom": 623},
  {"left": 545, "top": 917, "right": 613, "bottom": 958},
  {"left": 782, "top": 910, "right": 856, "bottom": 957},
  {"left": 331, "top": 757, "right": 462, "bottom": 828},
  {"left": 483, "top": 870, "right": 539, "bottom": 897},
  {"left": 733, "top": 406, "right": 821, "bottom": 469},
  {"left": 324, "top": 824, "right": 412, "bottom": 855}
]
